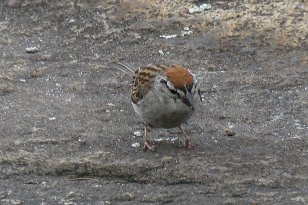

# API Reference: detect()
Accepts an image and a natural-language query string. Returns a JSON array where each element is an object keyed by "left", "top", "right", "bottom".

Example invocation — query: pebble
[
  {"left": 154, "top": 137, "right": 164, "bottom": 142},
  {"left": 158, "top": 50, "right": 164, "bottom": 55},
  {"left": 25, "top": 47, "right": 39, "bottom": 53},
  {"left": 158, "top": 50, "right": 170, "bottom": 55},
  {"left": 133, "top": 131, "right": 142, "bottom": 137},
  {"left": 181, "top": 27, "right": 193, "bottom": 37},
  {"left": 189, "top": 3, "right": 212, "bottom": 13},
  {"left": 159, "top": 34, "right": 178, "bottom": 39},
  {"left": 131, "top": 142, "right": 140, "bottom": 148},
  {"left": 224, "top": 129, "right": 236, "bottom": 136},
  {"left": 1, "top": 199, "right": 22, "bottom": 205},
  {"left": 48, "top": 117, "right": 56, "bottom": 121}
]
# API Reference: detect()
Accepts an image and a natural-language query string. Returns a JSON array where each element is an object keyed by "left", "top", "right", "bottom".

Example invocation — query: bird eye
[
  {"left": 160, "top": 79, "right": 179, "bottom": 96},
  {"left": 160, "top": 79, "right": 168, "bottom": 85},
  {"left": 169, "top": 89, "right": 178, "bottom": 95}
]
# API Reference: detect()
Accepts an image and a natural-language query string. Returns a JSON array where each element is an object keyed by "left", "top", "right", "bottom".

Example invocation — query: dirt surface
[{"left": 0, "top": 0, "right": 307, "bottom": 204}]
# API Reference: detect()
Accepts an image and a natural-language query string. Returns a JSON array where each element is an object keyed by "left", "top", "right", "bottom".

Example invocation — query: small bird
[{"left": 115, "top": 62, "right": 201, "bottom": 151}]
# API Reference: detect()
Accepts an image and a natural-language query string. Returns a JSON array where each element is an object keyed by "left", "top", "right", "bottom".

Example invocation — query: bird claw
[{"left": 182, "top": 139, "right": 193, "bottom": 149}]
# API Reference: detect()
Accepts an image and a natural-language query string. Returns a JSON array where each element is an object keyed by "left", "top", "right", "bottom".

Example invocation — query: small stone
[
  {"left": 189, "top": 3, "right": 211, "bottom": 13},
  {"left": 224, "top": 129, "right": 236, "bottom": 136},
  {"left": 291, "top": 196, "right": 306, "bottom": 203},
  {"left": 48, "top": 117, "right": 56, "bottom": 121},
  {"left": 68, "top": 18, "right": 75, "bottom": 23},
  {"left": 25, "top": 47, "right": 39, "bottom": 53},
  {"left": 1, "top": 199, "right": 22, "bottom": 205},
  {"left": 133, "top": 131, "right": 142, "bottom": 137},
  {"left": 159, "top": 34, "right": 177, "bottom": 39},
  {"left": 131, "top": 142, "right": 140, "bottom": 148},
  {"left": 154, "top": 137, "right": 164, "bottom": 142},
  {"left": 181, "top": 30, "right": 193, "bottom": 37},
  {"left": 170, "top": 137, "right": 179, "bottom": 142}
]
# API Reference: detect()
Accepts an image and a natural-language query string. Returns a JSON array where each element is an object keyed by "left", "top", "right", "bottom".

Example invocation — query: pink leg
[
  {"left": 179, "top": 126, "right": 192, "bottom": 148},
  {"left": 143, "top": 125, "right": 154, "bottom": 151}
]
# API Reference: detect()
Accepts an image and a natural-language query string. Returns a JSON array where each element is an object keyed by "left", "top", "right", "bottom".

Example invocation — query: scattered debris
[
  {"left": 68, "top": 18, "right": 75, "bottom": 23},
  {"left": 1, "top": 199, "right": 22, "bottom": 205},
  {"left": 154, "top": 137, "right": 164, "bottom": 142},
  {"left": 160, "top": 27, "right": 193, "bottom": 39},
  {"left": 180, "top": 27, "right": 193, "bottom": 37},
  {"left": 291, "top": 196, "right": 306, "bottom": 203},
  {"left": 158, "top": 50, "right": 171, "bottom": 55},
  {"left": 170, "top": 137, "right": 179, "bottom": 142},
  {"left": 189, "top": 3, "right": 212, "bottom": 13},
  {"left": 159, "top": 34, "right": 177, "bottom": 39},
  {"left": 25, "top": 47, "right": 39, "bottom": 53},
  {"left": 154, "top": 137, "right": 178, "bottom": 142}
]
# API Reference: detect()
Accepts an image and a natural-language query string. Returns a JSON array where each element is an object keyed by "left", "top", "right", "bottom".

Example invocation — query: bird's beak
[{"left": 182, "top": 92, "right": 194, "bottom": 110}]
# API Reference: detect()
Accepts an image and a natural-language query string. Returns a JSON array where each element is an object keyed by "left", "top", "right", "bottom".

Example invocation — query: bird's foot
[
  {"left": 182, "top": 138, "right": 193, "bottom": 149},
  {"left": 143, "top": 139, "right": 157, "bottom": 152}
]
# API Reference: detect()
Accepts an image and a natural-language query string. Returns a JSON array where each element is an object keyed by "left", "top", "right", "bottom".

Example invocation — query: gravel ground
[{"left": 0, "top": 0, "right": 307, "bottom": 204}]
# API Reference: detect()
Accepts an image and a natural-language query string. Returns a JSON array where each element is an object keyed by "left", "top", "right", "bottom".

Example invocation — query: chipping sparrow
[{"left": 115, "top": 62, "right": 201, "bottom": 151}]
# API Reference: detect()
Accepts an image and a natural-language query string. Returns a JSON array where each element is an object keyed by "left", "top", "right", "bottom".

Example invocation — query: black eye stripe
[
  {"left": 169, "top": 89, "right": 178, "bottom": 95},
  {"left": 160, "top": 79, "right": 168, "bottom": 85},
  {"left": 160, "top": 79, "right": 181, "bottom": 96}
]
